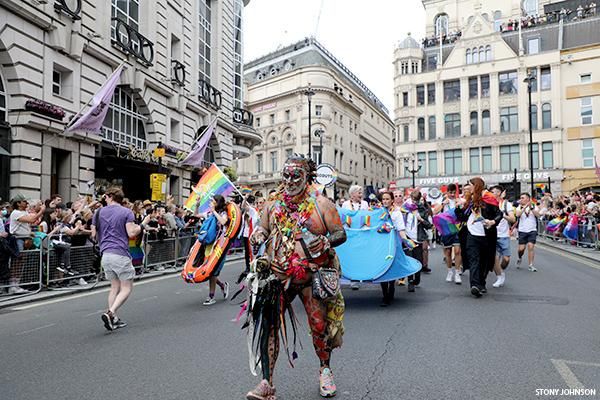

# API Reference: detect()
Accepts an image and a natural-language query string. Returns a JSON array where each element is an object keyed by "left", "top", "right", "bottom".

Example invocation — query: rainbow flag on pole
[
  {"left": 546, "top": 217, "right": 566, "bottom": 233},
  {"left": 184, "top": 163, "right": 237, "bottom": 213}
]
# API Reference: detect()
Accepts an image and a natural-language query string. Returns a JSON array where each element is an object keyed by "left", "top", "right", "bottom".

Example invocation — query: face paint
[{"left": 282, "top": 163, "right": 308, "bottom": 196}]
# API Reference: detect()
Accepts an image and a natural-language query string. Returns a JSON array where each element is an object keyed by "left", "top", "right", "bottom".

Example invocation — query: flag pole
[
  {"left": 212, "top": 162, "right": 244, "bottom": 198},
  {"left": 190, "top": 115, "right": 219, "bottom": 151}
]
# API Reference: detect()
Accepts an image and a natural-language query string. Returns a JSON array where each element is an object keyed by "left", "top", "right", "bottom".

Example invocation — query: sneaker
[
  {"left": 480, "top": 288, "right": 487, "bottom": 293},
  {"left": 77, "top": 278, "right": 88, "bottom": 286},
  {"left": 65, "top": 267, "right": 76, "bottom": 276},
  {"left": 422, "top": 267, "right": 432, "bottom": 274},
  {"left": 113, "top": 319, "right": 128, "bottom": 329},
  {"left": 454, "top": 272, "right": 462, "bottom": 285},
  {"left": 350, "top": 282, "right": 360, "bottom": 290},
  {"left": 156, "top": 266, "right": 165, "bottom": 271},
  {"left": 407, "top": 282, "right": 415, "bottom": 292},
  {"left": 528, "top": 265, "right": 537, "bottom": 272},
  {"left": 101, "top": 311, "right": 114, "bottom": 331},
  {"left": 203, "top": 297, "right": 216, "bottom": 306},
  {"left": 396, "top": 278, "right": 406, "bottom": 286},
  {"left": 246, "top": 379, "right": 276, "bottom": 400},
  {"left": 446, "top": 269, "right": 454, "bottom": 282},
  {"left": 8, "top": 286, "right": 28, "bottom": 295},
  {"left": 222, "top": 282, "right": 230, "bottom": 299},
  {"left": 471, "top": 286, "right": 482, "bottom": 298},
  {"left": 56, "top": 265, "right": 67, "bottom": 274},
  {"left": 516, "top": 258, "right": 522, "bottom": 268},
  {"left": 319, "top": 368, "right": 337, "bottom": 398}
]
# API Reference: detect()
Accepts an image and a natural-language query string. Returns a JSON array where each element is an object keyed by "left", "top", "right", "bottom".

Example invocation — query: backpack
[{"left": 197, "top": 214, "right": 218, "bottom": 244}]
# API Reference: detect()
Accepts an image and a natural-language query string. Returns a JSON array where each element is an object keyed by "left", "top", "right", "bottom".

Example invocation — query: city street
[{"left": 1, "top": 244, "right": 599, "bottom": 400}]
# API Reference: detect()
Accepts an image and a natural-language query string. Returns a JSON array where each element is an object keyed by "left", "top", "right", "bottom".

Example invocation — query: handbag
[{"left": 312, "top": 267, "right": 340, "bottom": 300}]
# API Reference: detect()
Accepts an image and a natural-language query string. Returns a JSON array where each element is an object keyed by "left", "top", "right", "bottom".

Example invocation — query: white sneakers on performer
[
  {"left": 528, "top": 265, "right": 537, "bottom": 272},
  {"left": 493, "top": 273, "right": 505, "bottom": 288},
  {"left": 445, "top": 268, "right": 455, "bottom": 282},
  {"left": 454, "top": 271, "right": 462, "bottom": 284}
]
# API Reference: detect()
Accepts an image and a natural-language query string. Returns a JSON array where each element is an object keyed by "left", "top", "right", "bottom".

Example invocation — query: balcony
[
  {"left": 54, "top": 0, "right": 81, "bottom": 20},
  {"left": 171, "top": 60, "right": 186, "bottom": 87},
  {"left": 232, "top": 112, "right": 262, "bottom": 160},
  {"left": 198, "top": 79, "right": 222, "bottom": 110},
  {"left": 111, "top": 18, "right": 154, "bottom": 67}
]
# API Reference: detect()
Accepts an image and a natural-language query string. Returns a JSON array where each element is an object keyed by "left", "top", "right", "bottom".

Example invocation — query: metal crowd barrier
[
  {"left": 142, "top": 230, "right": 198, "bottom": 271},
  {"left": 45, "top": 234, "right": 98, "bottom": 289},
  {"left": 0, "top": 236, "right": 43, "bottom": 300},
  {"left": 538, "top": 218, "right": 600, "bottom": 249}
]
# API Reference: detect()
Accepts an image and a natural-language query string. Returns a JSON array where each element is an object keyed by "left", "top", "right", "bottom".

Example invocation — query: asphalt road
[{"left": 1, "top": 243, "right": 599, "bottom": 400}]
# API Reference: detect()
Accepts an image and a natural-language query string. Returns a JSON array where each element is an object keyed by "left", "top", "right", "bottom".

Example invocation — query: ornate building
[
  {"left": 0, "top": 0, "right": 260, "bottom": 203},
  {"left": 394, "top": 0, "right": 600, "bottom": 194},
  {"left": 237, "top": 38, "right": 395, "bottom": 199}
]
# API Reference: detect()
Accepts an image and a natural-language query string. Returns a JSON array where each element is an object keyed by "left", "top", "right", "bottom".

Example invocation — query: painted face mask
[{"left": 281, "top": 163, "right": 308, "bottom": 197}]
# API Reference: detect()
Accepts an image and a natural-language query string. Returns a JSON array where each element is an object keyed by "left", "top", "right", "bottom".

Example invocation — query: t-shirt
[
  {"left": 467, "top": 211, "right": 486, "bottom": 237},
  {"left": 92, "top": 204, "right": 135, "bottom": 258},
  {"left": 497, "top": 200, "right": 514, "bottom": 238},
  {"left": 9, "top": 210, "right": 31, "bottom": 237},
  {"left": 341, "top": 200, "right": 369, "bottom": 211},
  {"left": 517, "top": 205, "right": 538, "bottom": 233},
  {"left": 390, "top": 210, "right": 406, "bottom": 232},
  {"left": 241, "top": 206, "right": 258, "bottom": 238},
  {"left": 443, "top": 198, "right": 457, "bottom": 213}
]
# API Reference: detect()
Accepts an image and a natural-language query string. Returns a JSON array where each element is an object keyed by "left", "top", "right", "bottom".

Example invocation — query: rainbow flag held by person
[
  {"left": 433, "top": 208, "right": 461, "bottom": 236},
  {"left": 562, "top": 214, "right": 579, "bottom": 241},
  {"left": 401, "top": 237, "right": 418, "bottom": 250},
  {"left": 546, "top": 217, "right": 566, "bottom": 233},
  {"left": 184, "top": 163, "right": 236, "bottom": 213},
  {"left": 240, "top": 186, "right": 253, "bottom": 196}
]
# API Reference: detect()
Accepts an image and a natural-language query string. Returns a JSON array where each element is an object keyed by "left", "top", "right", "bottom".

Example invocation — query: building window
[
  {"left": 339, "top": 114, "right": 343, "bottom": 126},
  {"left": 0, "top": 74, "right": 6, "bottom": 122},
  {"left": 233, "top": 0, "right": 243, "bottom": 108},
  {"left": 417, "top": 152, "right": 427, "bottom": 177},
  {"left": 470, "top": 148, "right": 480, "bottom": 173},
  {"left": 428, "top": 151, "right": 437, "bottom": 175},
  {"left": 444, "top": 80, "right": 461, "bottom": 102},
  {"left": 542, "top": 142, "right": 553, "bottom": 169},
  {"left": 418, "top": 118, "right": 425, "bottom": 140},
  {"left": 524, "top": 0, "right": 538, "bottom": 16},
  {"left": 444, "top": 149, "right": 462, "bottom": 175},
  {"left": 473, "top": 47, "right": 479, "bottom": 63},
  {"left": 500, "top": 106, "right": 518, "bottom": 133},
  {"left": 170, "top": 118, "right": 181, "bottom": 143},
  {"left": 435, "top": 14, "right": 449, "bottom": 37},
  {"left": 428, "top": 116, "right": 436, "bottom": 140},
  {"left": 528, "top": 68, "right": 538, "bottom": 92},
  {"left": 285, "top": 109, "right": 291, "bottom": 121},
  {"left": 482, "top": 110, "right": 491, "bottom": 135},
  {"left": 111, "top": 0, "right": 140, "bottom": 52},
  {"left": 256, "top": 117, "right": 261, "bottom": 127},
  {"left": 198, "top": 0, "right": 212, "bottom": 84},
  {"left": 528, "top": 38, "right": 540, "bottom": 55},
  {"left": 427, "top": 55, "right": 438, "bottom": 70},
  {"left": 466, "top": 49, "right": 472, "bottom": 65},
  {"left": 500, "top": 144, "right": 520, "bottom": 172},
  {"left": 402, "top": 92, "right": 408, "bottom": 107},
  {"left": 582, "top": 139, "right": 594, "bottom": 167},
  {"left": 315, "top": 105, "right": 322, "bottom": 116},
  {"left": 403, "top": 125, "right": 409, "bottom": 142},
  {"left": 480, "top": 75, "right": 490, "bottom": 97},
  {"left": 530, "top": 143, "right": 540, "bottom": 169},
  {"left": 427, "top": 83, "right": 436, "bottom": 104},
  {"left": 482, "top": 146, "right": 492, "bottom": 172},
  {"left": 270, "top": 151, "right": 278, "bottom": 172},
  {"left": 101, "top": 87, "right": 147, "bottom": 149},
  {"left": 540, "top": 66, "right": 551, "bottom": 90},
  {"left": 485, "top": 45, "right": 492, "bottom": 61},
  {"left": 52, "top": 70, "right": 62, "bottom": 96},
  {"left": 286, "top": 148, "right": 293, "bottom": 159},
  {"left": 469, "top": 77, "right": 478, "bottom": 99},
  {"left": 542, "top": 103, "right": 551, "bottom": 129},
  {"left": 470, "top": 112, "right": 478, "bottom": 135},
  {"left": 493, "top": 10, "right": 503, "bottom": 31},
  {"left": 499, "top": 71, "right": 518, "bottom": 95},
  {"left": 581, "top": 97, "right": 593, "bottom": 125},
  {"left": 417, "top": 85, "right": 425, "bottom": 105},
  {"left": 256, "top": 154, "right": 263, "bottom": 173},
  {"left": 269, "top": 113, "right": 275, "bottom": 125},
  {"left": 444, "top": 113, "right": 461, "bottom": 138},
  {"left": 580, "top": 74, "right": 592, "bottom": 83},
  {"left": 530, "top": 105, "right": 538, "bottom": 130}
]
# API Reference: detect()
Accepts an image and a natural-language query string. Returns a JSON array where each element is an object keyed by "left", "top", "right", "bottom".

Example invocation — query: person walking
[
  {"left": 515, "top": 193, "right": 540, "bottom": 271},
  {"left": 342, "top": 185, "right": 368, "bottom": 290},
  {"left": 202, "top": 194, "right": 230, "bottom": 306},
  {"left": 490, "top": 186, "right": 515, "bottom": 288},
  {"left": 433, "top": 184, "right": 463, "bottom": 284},
  {"left": 92, "top": 187, "right": 141, "bottom": 331},
  {"left": 402, "top": 190, "right": 431, "bottom": 292}
]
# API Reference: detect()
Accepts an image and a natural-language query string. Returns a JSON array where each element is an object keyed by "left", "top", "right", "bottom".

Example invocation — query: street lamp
[
  {"left": 304, "top": 84, "right": 315, "bottom": 159},
  {"left": 404, "top": 156, "right": 422, "bottom": 189},
  {"left": 314, "top": 128, "right": 324, "bottom": 164},
  {"left": 523, "top": 73, "right": 536, "bottom": 200}
]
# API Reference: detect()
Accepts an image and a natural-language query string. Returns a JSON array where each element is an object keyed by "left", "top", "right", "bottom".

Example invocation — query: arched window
[
  {"left": 542, "top": 103, "right": 552, "bottom": 129},
  {"left": 479, "top": 47, "right": 485, "bottom": 62},
  {"left": 466, "top": 49, "right": 472, "bottom": 64},
  {"left": 530, "top": 105, "right": 538, "bottom": 130},
  {"left": 0, "top": 73, "right": 6, "bottom": 123},
  {"left": 482, "top": 110, "right": 491, "bottom": 135},
  {"left": 485, "top": 45, "right": 492, "bottom": 61},
  {"left": 470, "top": 111, "right": 478, "bottom": 135},
  {"left": 493, "top": 10, "right": 502, "bottom": 31},
  {"left": 102, "top": 87, "right": 147, "bottom": 149},
  {"left": 473, "top": 48, "right": 479, "bottom": 63},
  {"left": 523, "top": 0, "right": 538, "bottom": 16},
  {"left": 435, "top": 14, "right": 449, "bottom": 37},
  {"left": 418, "top": 118, "right": 425, "bottom": 140}
]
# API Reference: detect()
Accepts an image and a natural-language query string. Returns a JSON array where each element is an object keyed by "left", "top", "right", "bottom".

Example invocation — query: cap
[
  {"left": 10, "top": 193, "right": 28, "bottom": 203},
  {"left": 142, "top": 200, "right": 153, "bottom": 206}
]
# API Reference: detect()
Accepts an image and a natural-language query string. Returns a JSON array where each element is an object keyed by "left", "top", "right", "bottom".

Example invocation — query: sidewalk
[
  {"left": 0, "top": 253, "right": 244, "bottom": 310},
  {"left": 537, "top": 237, "right": 600, "bottom": 264}
]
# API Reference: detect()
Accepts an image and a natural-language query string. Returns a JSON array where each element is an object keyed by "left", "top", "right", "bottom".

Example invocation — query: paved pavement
[{"left": 1, "top": 243, "right": 599, "bottom": 400}]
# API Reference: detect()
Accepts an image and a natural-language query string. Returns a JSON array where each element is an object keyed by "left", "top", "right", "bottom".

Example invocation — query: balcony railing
[
  {"left": 171, "top": 60, "right": 186, "bottom": 87},
  {"left": 111, "top": 17, "right": 154, "bottom": 67},
  {"left": 54, "top": 0, "right": 81, "bottom": 20},
  {"left": 198, "top": 79, "right": 222, "bottom": 110},
  {"left": 232, "top": 107, "right": 254, "bottom": 126}
]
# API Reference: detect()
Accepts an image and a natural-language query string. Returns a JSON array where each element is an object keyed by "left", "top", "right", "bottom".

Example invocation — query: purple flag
[
  {"left": 181, "top": 119, "right": 216, "bottom": 166},
  {"left": 65, "top": 64, "right": 124, "bottom": 135}
]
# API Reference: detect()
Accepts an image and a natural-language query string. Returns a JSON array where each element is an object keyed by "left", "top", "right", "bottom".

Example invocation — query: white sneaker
[
  {"left": 454, "top": 271, "right": 462, "bottom": 284},
  {"left": 202, "top": 297, "right": 216, "bottom": 306},
  {"left": 222, "top": 282, "right": 229, "bottom": 299},
  {"left": 350, "top": 282, "right": 360, "bottom": 290},
  {"left": 492, "top": 274, "right": 505, "bottom": 288},
  {"left": 8, "top": 286, "right": 28, "bottom": 294},
  {"left": 78, "top": 278, "right": 88, "bottom": 286},
  {"left": 528, "top": 265, "right": 537, "bottom": 272},
  {"left": 445, "top": 269, "right": 454, "bottom": 282}
]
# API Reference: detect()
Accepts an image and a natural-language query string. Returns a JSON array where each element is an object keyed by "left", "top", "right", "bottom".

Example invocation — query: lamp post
[
  {"left": 314, "top": 128, "right": 324, "bottom": 164},
  {"left": 404, "top": 156, "right": 422, "bottom": 189},
  {"left": 523, "top": 73, "right": 536, "bottom": 200},
  {"left": 304, "top": 84, "right": 315, "bottom": 159}
]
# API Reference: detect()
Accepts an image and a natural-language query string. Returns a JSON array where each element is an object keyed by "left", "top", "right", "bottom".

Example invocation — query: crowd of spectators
[{"left": 422, "top": 31, "right": 462, "bottom": 48}]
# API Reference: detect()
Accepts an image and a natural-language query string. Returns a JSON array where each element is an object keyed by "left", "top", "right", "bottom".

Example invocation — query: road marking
[
  {"left": 539, "top": 245, "right": 600, "bottom": 270},
  {"left": 134, "top": 296, "right": 158, "bottom": 303},
  {"left": 15, "top": 323, "right": 56, "bottom": 336},
  {"left": 551, "top": 359, "right": 587, "bottom": 389},
  {"left": 84, "top": 310, "right": 105, "bottom": 317}
]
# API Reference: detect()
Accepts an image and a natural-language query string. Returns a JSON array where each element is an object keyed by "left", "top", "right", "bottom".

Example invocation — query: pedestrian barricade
[
  {"left": 143, "top": 233, "right": 177, "bottom": 269},
  {"left": 0, "top": 236, "right": 43, "bottom": 300},
  {"left": 45, "top": 234, "right": 98, "bottom": 289},
  {"left": 538, "top": 219, "right": 600, "bottom": 250},
  {"left": 176, "top": 230, "right": 196, "bottom": 263}
]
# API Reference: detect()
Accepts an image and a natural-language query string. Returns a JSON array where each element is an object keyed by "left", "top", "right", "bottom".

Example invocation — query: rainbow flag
[
  {"left": 240, "top": 186, "right": 253, "bottom": 196},
  {"left": 184, "top": 163, "right": 236, "bottom": 213},
  {"left": 546, "top": 217, "right": 566, "bottom": 233},
  {"left": 562, "top": 214, "right": 579, "bottom": 241},
  {"left": 401, "top": 237, "right": 418, "bottom": 250},
  {"left": 433, "top": 208, "right": 461, "bottom": 236}
]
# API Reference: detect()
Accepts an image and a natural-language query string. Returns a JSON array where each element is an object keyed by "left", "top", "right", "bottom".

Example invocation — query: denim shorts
[
  {"left": 518, "top": 231, "right": 537, "bottom": 245},
  {"left": 496, "top": 237, "right": 511, "bottom": 257},
  {"left": 441, "top": 233, "right": 460, "bottom": 248}
]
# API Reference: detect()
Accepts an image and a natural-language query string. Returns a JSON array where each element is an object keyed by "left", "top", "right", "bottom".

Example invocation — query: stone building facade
[{"left": 0, "top": 0, "right": 260, "bottom": 204}]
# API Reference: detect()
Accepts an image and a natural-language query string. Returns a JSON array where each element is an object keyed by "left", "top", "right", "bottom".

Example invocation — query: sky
[{"left": 243, "top": 0, "right": 426, "bottom": 115}]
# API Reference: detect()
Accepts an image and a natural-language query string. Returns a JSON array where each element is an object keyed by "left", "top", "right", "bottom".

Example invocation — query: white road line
[
  {"left": 539, "top": 245, "right": 600, "bottom": 270},
  {"left": 84, "top": 310, "right": 105, "bottom": 317},
  {"left": 134, "top": 296, "right": 158, "bottom": 303},
  {"left": 551, "top": 359, "right": 586, "bottom": 389},
  {"left": 15, "top": 323, "right": 56, "bottom": 336}
]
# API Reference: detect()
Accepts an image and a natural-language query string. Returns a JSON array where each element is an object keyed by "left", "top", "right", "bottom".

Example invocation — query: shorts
[
  {"left": 102, "top": 253, "right": 135, "bottom": 281},
  {"left": 496, "top": 237, "right": 511, "bottom": 257},
  {"left": 441, "top": 233, "right": 460, "bottom": 248},
  {"left": 518, "top": 231, "right": 537, "bottom": 245}
]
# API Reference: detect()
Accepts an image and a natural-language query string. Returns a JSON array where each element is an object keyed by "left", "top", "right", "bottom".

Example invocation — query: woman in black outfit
[{"left": 455, "top": 177, "right": 502, "bottom": 298}]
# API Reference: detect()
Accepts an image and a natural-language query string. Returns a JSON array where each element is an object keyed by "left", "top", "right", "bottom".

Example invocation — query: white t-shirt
[
  {"left": 241, "top": 206, "right": 258, "bottom": 238},
  {"left": 9, "top": 210, "right": 31, "bottom": 237},
  {"left": 497, "top": 200, "right": 514, "bottom": 238},
  {"left": 443, "top": 198, "right": 457, "bottom": 212},
  {"left": 341, "top": 200, "right": 369, "bottom": 211},
  {"left": 390, "top": 210, "right": 406, "bottom": 232},
  {"left": 517, "top": 205, "right": 538, "bottom": 233},
  {"left": 467, "top": 211, "right": 486, "bottom": 237},
  {"left": 402, "top": 201, "right": 419, "bottom": 241}
]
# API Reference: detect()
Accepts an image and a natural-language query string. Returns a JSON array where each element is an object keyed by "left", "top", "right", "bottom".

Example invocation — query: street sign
[
  {"left": 315, "top": 163, "right": 337, "bottom": 187},
  {"left": 150, "top": 173, "right": 167, "bottom": 202}
]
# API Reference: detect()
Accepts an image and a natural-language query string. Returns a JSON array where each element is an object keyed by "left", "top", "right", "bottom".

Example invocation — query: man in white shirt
[
  {"left": 491, "top": 186, "right": 515, "bottom": 287},
  {"left": 515, "top": 193, "right": 540, "bottom": 271},
  {"left": 341, "top": 185, "right": 368, "bottom": 290}
]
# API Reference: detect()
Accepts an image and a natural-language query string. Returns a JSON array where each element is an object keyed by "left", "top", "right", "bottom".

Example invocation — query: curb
[
  {"left": 537, "top": 239, "right": 599, "bottom": 264},
  {"left": 0, "top": 254, "right": 245, "bottom": 310}
]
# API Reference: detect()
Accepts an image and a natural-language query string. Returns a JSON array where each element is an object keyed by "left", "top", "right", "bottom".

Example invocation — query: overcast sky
[{"left": 243, "top": 0, "right": 426, "bottom": 115}]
